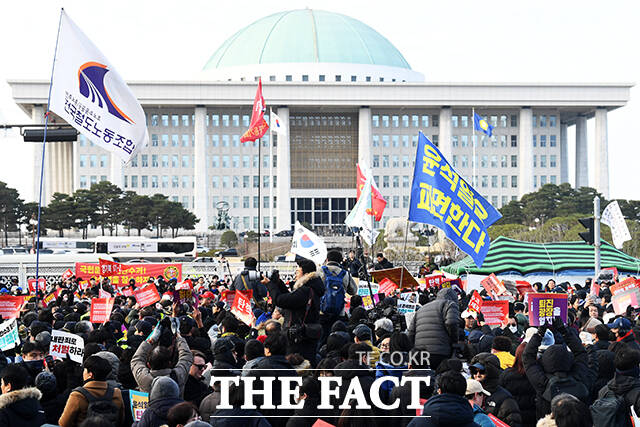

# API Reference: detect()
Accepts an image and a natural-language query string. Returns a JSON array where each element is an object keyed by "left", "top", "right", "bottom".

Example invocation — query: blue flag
[
  {"left": 408, "top": 132, "right": 502, "bottom": 267},
  {"left": 474, "top": 113, "right": 494, "bottom": 137}
]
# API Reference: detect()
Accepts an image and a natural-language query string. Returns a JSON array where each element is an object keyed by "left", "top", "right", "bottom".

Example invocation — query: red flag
[
  {"left": 240, "top": 78, "right": 269, "bottom": 142},
  {"left": 99, "top": 259, "right": 122, "bottom": 277},
  {"left": 356, "top": 164, "right": 386, "bottom": 221},
  {"left": 61, "top": 269, "right": 74, "bottom": 281}
]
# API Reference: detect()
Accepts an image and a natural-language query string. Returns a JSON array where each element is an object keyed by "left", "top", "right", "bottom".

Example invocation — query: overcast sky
[{"left": 1, "top": 0, "right": 638, "bottom": 203}]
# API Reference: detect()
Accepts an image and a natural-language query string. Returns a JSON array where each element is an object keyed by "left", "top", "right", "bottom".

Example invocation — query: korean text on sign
[
  {"left": 50, "top": 330, "right": 84, "bottom": 363},
  {"left": 408, "top": 132, "right": 502, "bottom": 267}
]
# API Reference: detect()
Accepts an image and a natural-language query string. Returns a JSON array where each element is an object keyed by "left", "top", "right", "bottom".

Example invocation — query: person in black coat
[
  {"left": 286, "top": 377, "right": 334, "bottom": 427},
  {"left": 523, "top": 318, "right": 598, "bottom": 419},
  {"left": 34, "top": 371, "right": 65, "bottom": 425},
  {"left": 264, "top": 259, "right": 325, "bottom": 364},
  {"left": 0, "top": 364, "right": 46, "bottom": 427},
  {"left": 250, "top": 333, "right": 297, "bottom": 427},
  {"left": 499, "top": 342, "right": 536, "bottom": 427},
  {"left": 373, "top": 253, "right": 394, "bottom": 270},
  {"left": 597, "top": 344, "right": 640, "bottom": 416}
]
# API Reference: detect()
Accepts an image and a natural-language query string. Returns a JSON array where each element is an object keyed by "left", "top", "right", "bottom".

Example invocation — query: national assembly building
[{"left": 8, "top": 9, "right": 631, "bottom": 234}]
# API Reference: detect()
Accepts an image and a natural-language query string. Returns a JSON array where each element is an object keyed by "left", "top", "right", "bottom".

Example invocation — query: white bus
[
  {"left": 34, "top": 237, "right": 95, "bottom": 253},
  {"left": 93, "top": 236, "right": 197, "bottom": 262}
]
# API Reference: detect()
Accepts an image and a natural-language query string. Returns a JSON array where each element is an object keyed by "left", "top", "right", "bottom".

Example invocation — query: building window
[
  {"left": 131, "top": 176, "right": 138, "bottom": 188},
  {"left": 451, "top": 115, "right": 459, "bottom": 128},
  {"left": 162, "top": 134, "right": 169, "bottom": 147},
  {"left": 501, "top": 175, "right": 507, "bottom": 188},
  {"left": 511, "top": 155, "right": 517, "bottom": 167},
  {"left": 540, "top": 155, "right": 547, "bottom": 168},
  {"left": 392, "top": 116, "right": 399, "bottom": 127},
  {"left": 501, "top": 155, "right": 507, "bottom": 168},
  {"left": 481, "top": 176, "right": 488, "bottom": 188},
  {"left": 511, "top": 135, "right": 517, "bottom": 147},
  {"left": 500, "top": 115, "right": 508, "bottom": 127},
  {"left": 511, "top": 176, "right": 518, "bottom": 188},
  {"left": 533, "top": 115, "right": 537, "bottom": 128},
  {"left": 161, "top": 115, "right": 169, "bottom": 126},
  {"left": 335, "top": 75, "right": 341, "bottom": 82},
  {"left": 151, "top": 115, "right": 159, "bottom": 126},
  {"left": 319, "top": 75, "right": 325, "bottom": 82},
  {"left": 549, "top": 115, "right": 557, "bottom": 127},
  {"left": 422, "top": 115, "right": 429, "bottom": 127},
  {"left": 172, "top": 176, "right": 179, "bottom": 188},
  {"left": 533, "top": 155, "right": 537, "bottom": 167},
  {"left": 161, "top": 175, "right": 168, "bottom": 188},
  {"left": 452, "top": 135, "right": 458, "bottom": 147},
  {"left": 182, "top": 176, "right": 189, "bottom": 188},
  {"left": 366, "top": 76, "right": 371, "bottom": 82},
  {"left": 79, "top": 176, "right": 87, "bottom": 188},
  {"left": 182, "top": 155, "right": 189, "bottom": 168},
  {"left": 382, "top": 176, "right": 389, "bottom": 188},
  {"left": 123, "top": 176, "right": 128, "bottom": 188},
  {"left": 461, "top": 115, "right": 469, "bottom": 128},
  {"left": 99, "top": 155, "right": 107, "bottom": 168},
  {"left": 151, "top": 155, "right": 158, "bottom": 167},
  {"left": 286, "top": 75, "right": 292, "bottom": 81},
  {"left": 141, "top": 176, "right": 148, "bottom": 188},
  {"left": 351, "top": 75, "right": 356, "bottom": 82},
  {"left": 511, "top": 114, "right": 518, "bottom": 127},
  {"left": 151, "top": 176, "right": 158, "bottom": 188},
  {"left": 550, "top": 135, "right": 557, "bottom": 147},
  {"left": 540, "top": 115, "right": 546, "bottom": 127},
  {"left": 532, "top": 135, "right": 537, "bottom": 147},
  {"left": 90, "top": 155, "right": 96, "bottom": 167},
  {"left": 550, "top": 175, "right": 557, "bottom": 184},
  {"left": 452, "top": 155, "right": 458, "bottom": 167},
  {"left": 382, "top": 115, "right": 389, "bottom": 127},
  {"left": 131, "top": 156, "right": 138, "bottom": 167},
  {"left": 373, "top": 155, "right": 380, "bottom": 168},
  {"left": 432, "top": 135, "right": 439, "bottom": 146},
  {"left": 372, "top": 115, "right": 379, "bottom": 127},
  {"left": 540, "top": 135, "right": 547, "bottom": 147},
  {"left": 382, "top": 155, "right": 389, "bottom": 168},
  {"left": 393, "top": 176, "right": 399, "bottom": 188},
  {"left": 79, "top": 155, "right": 86, "bottom": 168},
  {"left": 550, "top": 155, "right": 557, "bottom": 168},
  {"left": 161, "top": 155, "right": 168, "bottom": 167}
]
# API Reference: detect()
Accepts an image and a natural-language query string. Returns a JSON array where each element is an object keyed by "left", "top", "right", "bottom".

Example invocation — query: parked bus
[{"left": 93, "top": 236, "right": 197, "bottom": 262}]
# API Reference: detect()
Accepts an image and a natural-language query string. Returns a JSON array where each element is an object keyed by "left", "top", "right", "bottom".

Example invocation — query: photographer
[
  {"left": 230, "top": 257, "right": 268, "bottom": 302},
  {"left": 131, "top": 312, "right": 194, "bottom": 397},
  {"left": 261, "top": 259, "right": 325, "bottom": 366}
]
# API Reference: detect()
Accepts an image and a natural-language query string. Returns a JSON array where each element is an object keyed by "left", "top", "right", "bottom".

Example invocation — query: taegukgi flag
[
  {"left": 408, "top": 132, "right": 502, "bottom": 267},
  {"left": 49, "top": 10, "right": 148, "bottom": 163},
  {"left": 270, "top": 111, "right": 286, "bottom": 136},
  {"left": 290, "top": 221, "right": 327, "bottom": 265}
]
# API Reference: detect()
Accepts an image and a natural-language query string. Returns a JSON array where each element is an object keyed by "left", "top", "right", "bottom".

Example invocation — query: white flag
[
  {"left": 601, "top": 200, "right": 631, "bottom": 249},
  {"left": 49, "top": 10, "right": 148, "bottom": 163},
  {"left": 345, "top": 173, "right": 379, "bottom": 245},
  {"left": 270, "top": 111, "right": 286, "bottom": 136},
  {"left": 291, "top": 221, "right": 327, "bottom": 265}
]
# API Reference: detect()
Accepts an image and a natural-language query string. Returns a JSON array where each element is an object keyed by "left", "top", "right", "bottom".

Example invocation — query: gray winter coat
[{"left": 408, "top": 288, "right": 460, "bottom": 356}]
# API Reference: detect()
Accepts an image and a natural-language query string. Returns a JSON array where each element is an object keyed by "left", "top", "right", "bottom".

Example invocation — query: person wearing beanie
[
  {"left": 262, "top": 258, "right": 325, "bottom": 365},
  {"left": 134, "top": 376, "right": 183, "bottom": 427},
  {"left": 607, "top": 316, "right": 640, "bottom": 352},
  {"left": 353, "top": 323, "right": 381, "bottom": 367},
  {"left": 35, "top": 371, "right": 65, "bottom": 424}
]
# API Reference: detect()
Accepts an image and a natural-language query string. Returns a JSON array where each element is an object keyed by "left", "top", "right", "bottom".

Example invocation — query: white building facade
[{"left": 8, "top": 9, "right": 631, "bottom": 234}]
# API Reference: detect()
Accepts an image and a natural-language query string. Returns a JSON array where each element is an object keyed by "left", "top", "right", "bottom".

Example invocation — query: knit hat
[
  {"left": 135, "top": 320, "right": 153, "bottom": 336},
  {"left": 213, "top": 337, "right": 234, "bottom": 355},
  {"left": 353, "top": 324, "right": 372, "bottom": 340},
  {"left": 539, "top": 330, "right": 555, "bottom": 350},
  {"left": 150, "top": 376, "right": 179, "bottom": 402},
  {"left": 35, "top": 371, "right": 57, "bottom": 394}
]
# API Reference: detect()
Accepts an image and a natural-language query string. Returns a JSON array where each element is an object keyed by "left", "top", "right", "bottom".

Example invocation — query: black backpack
[
  {"left": 542, "top": 373, "right": 590, "bottom": 403},
  {"left": 73, "top": 384, "right": 119, "bottom": 425},
  {"left": 590, "top": 390, "right": 633, "bottom": 427}
]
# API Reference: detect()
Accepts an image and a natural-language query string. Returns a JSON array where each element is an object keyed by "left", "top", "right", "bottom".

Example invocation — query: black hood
[
  {"left": 541, "top": 344, "right": 574, "bottom": 374},
  {"left": 422, "top": 393, "right": 475, "bottom": 424},
  {"left": 608, "top": 372, "right": 640, "bottom": 396},
  {"left": 436, "top": 288, "right": 458, "bottom": 303}
]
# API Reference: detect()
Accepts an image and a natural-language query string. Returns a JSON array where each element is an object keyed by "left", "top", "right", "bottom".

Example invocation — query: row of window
[
  {"left": 214, "top": 196, "right": 278, "bottom": 210},
  {"left": 533, "top": 135, "right": 557, "bottom": 147},
  {"left": 126, "top": 154, "right": 277, "bottom": 169},
  {"left": 372, "top": 134, "right": 438, "bottom": 148},
  {"left": 372, "top": 155, "right": 412, "bottom": 168},
  {"left": 261, "top": 75, "right": 394, "bottom": 83},
  {"left": 211, "top": 155, "right": 276, "bottom": 169},
  {"left": 123, "top": 175, "right": 192, "bottom": 189},
  {"left": 211, "top": 175, "right": 277, "bottom": 189},
  {"left": 78, "top": 155, "right": 108, "bottom": 168},
  {"left": 533, "top": 155, "right": 558, "bottom": 168},
  {"left": 130, "top": 155, "right": 193, "bottom": 168},
  {"left": 372, "top": 115, "right": 439, "bottom": 128},
  {"left": 452, "top": 134, "right": 518, "bottom": 148},
  {"left": 534, "top": 176, "right": 558, "bottom": 187},
  {"left": 371, "top": 175, "right": 411, "bottom": 189},
  {"left": 79, "top": 175, "right": 107, "bottom": 187},
  {"left": 452, "top": 155, "right": 519, "bottom": 168}
]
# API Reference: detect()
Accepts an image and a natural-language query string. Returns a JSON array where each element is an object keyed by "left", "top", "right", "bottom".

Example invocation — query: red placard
[
  {"left": 481, "top": 274, "right": 507, "bottom": 300},
  {"left": 99, "top": 259, "right": 122, "bottom": 277},
  {"left": 98, "top": 288, "right": 112, "bottom": 298},
  {"left": 61, "top": 268, "right": 74, "bottom": 281},
  {"left": 122, "top": 287, "right": 134, "bottom": 297},
  {"left": 231, "top": 291, "right": 253, "bottom": 325},
  {"left": 378, "top": 278, "right": 398, "bottom": 296},
  {"left": 27, "top": 278, "right": 46, "bottom": 293},
  {"left": 480, "top": 300, "right": 509, "bottom": 325},
  {"left": 515, "top": 280, "right": 534, "bottom": 295},
  {"left": 75, "top": 262, "right": 182, "bottom": 287},
  {"left": 0, "top": 296, "right": 24, "bottom": 319},
  {"left": 423, "top": 274, "right": 448, "bottom": 289},
  {"left": 134, "top": 284, "right": 161, "bottom": 307},
  {"left": 612, "top": 288, "right": 640, "bottom": 315},
  {"left": 90, "top": 298, "right": 115, "bottom": 323},
  {"left": 610, "top": 278, "right": 638, "bottom": 296},
  {"left": 468, "top": 290, "right": 482, "bottom": 313},
  {"left": 42, "top": 290, "right": 60, "bottom": 307},
  {"left": 590, "top": 281, "right": 600, "bottom": 297}
]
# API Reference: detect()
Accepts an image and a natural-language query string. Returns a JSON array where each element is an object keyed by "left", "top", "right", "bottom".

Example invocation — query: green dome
[{"left": 204, "top": 9, "right": 411, "bottom": 70}]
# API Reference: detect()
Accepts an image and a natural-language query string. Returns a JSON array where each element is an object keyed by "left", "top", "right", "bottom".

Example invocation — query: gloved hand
[{"left": 552, "top": 316, "right": 567, "bottom": 333}]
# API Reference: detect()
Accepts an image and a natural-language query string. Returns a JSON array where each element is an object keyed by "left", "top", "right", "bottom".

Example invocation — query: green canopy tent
[{"left": 442, "top": 236, "right": 640, "bottom": 277}]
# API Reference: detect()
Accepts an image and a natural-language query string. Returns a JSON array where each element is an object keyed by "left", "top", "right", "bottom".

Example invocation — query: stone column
[
  {"left": 276, "top": 107, "right": 291, "bottom": 232},
  {"left": 193, "top": 106, "right": 209, "bottom": 232},
  {"left": 594, "top": 107, "right": 609, "bottom": 198},
  {"left": 575, "top": 115, "right": 588, "bottom": 188},
  {"left": 518, "top": 107, "right": 533, "bottom": 198},
  {"left": 438, "top": 106, "right": 452, "bottom": 161},
  {"left": 560, "top": 122, "right": 569, "bottom": 184},
  {"left": 32, "top": 105, "right": 45, "bottom": 204},
  {"left": 358, "top": 107, "right": 372, "bottom": 167}
]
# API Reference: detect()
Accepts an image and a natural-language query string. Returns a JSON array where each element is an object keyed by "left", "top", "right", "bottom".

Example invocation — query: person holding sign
[{"left": 522, "top": 318, "right": 596, "bottom": 419}]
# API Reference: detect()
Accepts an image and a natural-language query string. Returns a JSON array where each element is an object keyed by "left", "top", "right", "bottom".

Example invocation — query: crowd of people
[{"left": 0, "top": 250, "right": 637, "bottom": 427}]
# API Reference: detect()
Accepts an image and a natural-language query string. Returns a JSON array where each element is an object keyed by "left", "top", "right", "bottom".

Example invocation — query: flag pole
[
  {"left": 257, "top": 136, "right": 261, "bottom": 270},
  {"left": 269, "top": 108, "right": 273, "bottom": 244},
  {"left": 35, "top": 8, "right": 64, "bottom": 311},
  {"left": 472, "top": 107, "right": 477, "bottom": 188}
]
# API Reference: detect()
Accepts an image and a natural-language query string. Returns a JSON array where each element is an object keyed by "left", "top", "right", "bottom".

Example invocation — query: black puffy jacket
[
  {"left": 0, "top": 387, "right": 46, "bottom": 427},
  {"left": 500, "top": 367, "right": 536, "bottom": 427},
  {"left": 267, "top": 272, "right": 325, "bottom": 327},
  {"left": 408, "top": 288, "right": 459, "bottom": 356}
]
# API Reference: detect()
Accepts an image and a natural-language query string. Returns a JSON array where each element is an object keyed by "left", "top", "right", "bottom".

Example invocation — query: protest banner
[
  {"left": 610, "top": 278, "right": 638, "bottom": 296},
  {"left": 590, "top": 281, "right": 600, "bottom": 297},
  {"left": 173, "top": 288, "right": 199, "bottom": 309},
  {"left": 612, "top": 288, "right": 640, "bottom": 315},
  {"left": 122, "top": 287, "right": 134, "bottom": 297},
  {"left": 134, "top": 284, "right": 160, "bottom": 307},
  {"left": 362, "top": 295, "right": 374, "bottom": 310},
  {"left": 62, "top": 268, "right": 74, "bottom": 281},
  {"left": 371, "top": 267, "right": 419, "bottom": 290},
  {"left": 528, "top": 293, "right": 568, "bottom": 326},
  {"left": 42, "top": 290, "right": 61, "bottom": 307},
  {"left": 219, "top": 290, "right": 237, "bottom": 308},
  {"left": 98, "top": 288, "right": 112, "bottom": 298},
  {"left": 50, "top": 329, "right": 84, "bottom": 363},
  {"left": 422, "top": 274, "right": 448, "bottom": 289},
  {"left": 397, "top": 292, "right": 418, "bottom": 314},
  {"left": 99, "top": 259, "right": 122, "bottom": 276},
  {"left": 90, "top": 298, "right": 115, "bottom": 323},
  {"left": 27, "top": 278, "right": 46, "bottom": 293},
  {"left": 0, "top": 296, "right": 24, "bottom": 319},
  {"left": 231, "top": 291, "right": 253, "bottom": 325},
  {"left": 468, "top": 290, "right": 482, "bottom": 313},
  {"left": 408, "top": 132, "right": 502, "bottom": 267},
  {"left": 378, "top": 278, "right": 398, "bottom": 296},
  {"left": 515, "top": 280, "right": 535, "bottom": 296},
  {"left": 481, "top": 274, "right": 507, "bottom": 300},
  {"left": 357, "top": 282, "right": 379, "bottom": 296},
  {"left": 480, "top": 300, "right": 509, "bottom": 325},
  {"left": 0, "top": 319, "right": 19, "bottom": 351},
  {"left": 129, "top": 390, "right": 149, "bottom": 421},
  {"left": 75, "top": 262, "right": 182, "bottom": 287}
]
